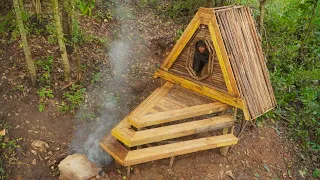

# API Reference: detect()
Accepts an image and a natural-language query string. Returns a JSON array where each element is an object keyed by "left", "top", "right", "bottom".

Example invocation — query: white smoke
[{"left": 71, "top": 1, "right": 139, "bottom": 167}]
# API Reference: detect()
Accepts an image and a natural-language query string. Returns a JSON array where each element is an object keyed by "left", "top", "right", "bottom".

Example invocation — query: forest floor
[{"left": 0, "top": 1, "right": 317, "bottom": 180}]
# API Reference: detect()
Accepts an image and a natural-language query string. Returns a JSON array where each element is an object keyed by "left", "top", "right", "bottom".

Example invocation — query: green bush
[
  {"left": 262, "top": 0, "right": 320, "bottom": 149},
  {"left": 58, "top": 84, "right": 86, "bottom": 114}
]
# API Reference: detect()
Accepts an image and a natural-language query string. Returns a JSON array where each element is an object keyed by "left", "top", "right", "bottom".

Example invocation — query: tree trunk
[
  {"left": 13, "top": 0, "right": 37, "bottom": 83},
  {"left": 259, "top": 0, "right": 267, "bottom": 39},
  {"left": 62, "top": 0, "right": 73, "bottom": 42},
  {"left": 51, "top": 0, "right": 71, "bottom": 82},
  {"left": 18, "top": 0, "right": 25, "bottom": 13},
  {"left": 74, "top": 46, "right": 82, "bottom": 81}
]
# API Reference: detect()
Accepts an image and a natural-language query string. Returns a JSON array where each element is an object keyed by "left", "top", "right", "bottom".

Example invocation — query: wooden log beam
[
  {"left": 154, "top": 70, "right": 249, "bottom": 119},
  {"left": 129, "top": 102, "right": 229, "bottom": 128},
  {"left": 123, "top": 134, "right": 238, "bottom": 166},
  {"left": 129, "top": 115, "right": 234, "bottom": 147}
]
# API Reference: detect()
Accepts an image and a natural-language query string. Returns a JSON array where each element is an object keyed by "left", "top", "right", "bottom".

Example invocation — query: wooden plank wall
[
  {"left": 169, "top": 27, "right": 228, "bottom": 92},
  {"left": 215, "top": 7, "right": 276, "bottom": 119}
]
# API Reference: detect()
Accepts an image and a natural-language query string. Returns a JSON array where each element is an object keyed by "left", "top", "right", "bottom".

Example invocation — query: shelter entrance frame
[{"left": 156, "top": 8, "right": 251, "bottom": 120}]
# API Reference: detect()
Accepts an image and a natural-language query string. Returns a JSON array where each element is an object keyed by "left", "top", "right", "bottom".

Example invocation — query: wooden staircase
[{"left": 100, "top": 81, "right": 239, "bottom": 168}]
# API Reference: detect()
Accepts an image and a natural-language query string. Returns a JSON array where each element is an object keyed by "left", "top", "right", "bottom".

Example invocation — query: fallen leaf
[
  {"left": 0, "top": 129, "right": 5, "bottom": 136},
  {"left": 225, "top": 170, "right": 234, "bottom": 179}
]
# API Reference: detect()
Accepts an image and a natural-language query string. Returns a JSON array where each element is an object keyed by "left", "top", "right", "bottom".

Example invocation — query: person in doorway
[{"left": 193, "top": 40, "right": 209, "bottom": 76}]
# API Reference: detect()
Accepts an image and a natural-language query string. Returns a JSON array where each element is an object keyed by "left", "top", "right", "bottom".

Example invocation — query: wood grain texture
[
  {"left": 130, "top": 102, "right": 229, "bottom": 128},
  {"left": 129, "top": 115, "right": 234, "bottom": 146},
  {"left": 124, "top": 134, "right": 238, "bottom": 166},
  {"left": 214, "top": 7, "right": 276, "bottom": 119},
  {"left": 154, "top": 69, "right": 245, "bottom": 110},
  {"left": 99, "top": 134, "right": 128, "bottom": 165}
]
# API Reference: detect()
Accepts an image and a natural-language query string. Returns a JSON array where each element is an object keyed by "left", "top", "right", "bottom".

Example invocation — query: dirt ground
[{"left": 0, "top": 1, "right": 316, "bottom": 180}]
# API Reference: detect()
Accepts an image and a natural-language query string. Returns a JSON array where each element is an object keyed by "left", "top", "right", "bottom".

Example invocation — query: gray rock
[{"left": 58, "top": 154, "right": 100, "bottom": 180}]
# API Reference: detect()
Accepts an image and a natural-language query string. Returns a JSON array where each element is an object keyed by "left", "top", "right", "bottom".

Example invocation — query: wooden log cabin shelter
[{"left": 100, "top": 6, "right": 276, "bottom": 176}]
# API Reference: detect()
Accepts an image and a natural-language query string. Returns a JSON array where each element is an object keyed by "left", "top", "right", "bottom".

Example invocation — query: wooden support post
[
  {"left": 220, "top": 127, "right": 230, "bottom": 156},
  {"left": 169, "top": 156, "right": 175, "bottom": 167},
  {"left": 220, "top": 108, "right": 237, "bottom": 156},
  {"left": 127, "top": 166, "right": 131, "bottom": 177},
  {"left": 238, "top": 118, "right": 248, "bottom": 138},
  {"left": 231, "top": 108, "right": 237, "bottom": 134}
]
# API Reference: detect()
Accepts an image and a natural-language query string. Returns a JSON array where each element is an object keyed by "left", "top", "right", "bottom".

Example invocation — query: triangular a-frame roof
[{"left": 154, "top": 6, "right": 276, "bottom": 120}]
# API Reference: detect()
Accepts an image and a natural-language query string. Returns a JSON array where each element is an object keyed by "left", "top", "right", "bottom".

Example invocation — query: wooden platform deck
[
  {"left": 100, "top": 81, "right": 238, "bottom": 167},
  {"left": 100, "top": 133, "right": 238, "bottom": 166},
  {"left": 111, "top": 82, "right": 231, "bottom": 147}
]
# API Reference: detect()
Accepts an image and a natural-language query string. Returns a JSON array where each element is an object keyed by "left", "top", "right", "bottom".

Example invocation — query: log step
[
  {"left": 129, "top": 102, "right": 229, "bottom": 128},
  {"left": 100, "top": 134, "right": 238, "bottom": 166},
  {"left": 129, "top": 114, "right": 234, "bottom": 146}
]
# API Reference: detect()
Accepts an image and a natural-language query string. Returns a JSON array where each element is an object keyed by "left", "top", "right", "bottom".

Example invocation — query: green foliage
[
  {"left": 76, "top": 0, "right": 95, "bottom": 17},
  {"left": 58, "top": 84, "right": 86, "bottom": 114},
  {"left": 36, "top": 56, "right": 54, "bottom": 85},
  {"left": 46, "top": 23, "right": 57, "bottom": 44},
  {"left": 77, "top": 111, "right": 96, "bottom": 121},
  {"left": 313, "top": 168, "right": 320, "bottom": 178},
  {"left": 0, "top": 11, "right": 16, "bottom": 37},
  {"left": 13, "top": 85, "right": 25, "bottom": 93},
  {"left": 175, "top": 29, "right": 183, "bottom": 41},
  {"left": 261, "top": 0, "right": 320, "bottom": 149},
  {"left": 0, "top": 158, "right": 7, "bottom": 180},
  {"left": 139, "top": 0, "right": 159, "bottom": 7},
  {"left": 0, "top": 9, "right": 28, "bottom": 41},
  {"left": 91, "top": 72, "right": 103, "bottom": 84},
  {"left": 0, "top": 137, "right": 22, "bottom": 150},
  {"left": 71, "top": 19, "right": 86, "bottom": 44},
  {"left": 37, "top": 86, "right": 54, "bottom": 112}
]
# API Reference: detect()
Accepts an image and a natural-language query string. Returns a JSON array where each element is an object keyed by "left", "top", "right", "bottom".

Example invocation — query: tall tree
[
  {"left": 51, "top": 0, "right": 71, "bottom": 81},
  {"left": 259, "top": 0, "right": 268, "bottom": 39},
  {"left": 13, "top": 0, "right": 37, "bottom": 83},
  {"left": 62, "top": 0, "right": 73, "bottom": 44}
]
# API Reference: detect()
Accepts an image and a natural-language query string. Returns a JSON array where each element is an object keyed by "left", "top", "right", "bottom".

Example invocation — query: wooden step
[
  {"left": 129, "top": 102, "right": 229, "bottom": 128},
  {"left": 129, "top": 114, "right": 234, "bottom": 146},
  {"left": 99, "top": 134, "right": 128, "bottom": 165},
  {"left": 100, "top": 134, "right": 238, "bottom": 166},
  {"left": 124, "top": 134, "right": 238, "bottom": 166}
]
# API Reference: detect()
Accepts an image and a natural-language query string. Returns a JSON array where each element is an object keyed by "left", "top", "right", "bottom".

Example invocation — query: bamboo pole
[
  {"left": 51, "top": 0, "right": 71, "bottom": 81},
  {"left": 13, "top": 0, "right": 37, "bottom": 83}
]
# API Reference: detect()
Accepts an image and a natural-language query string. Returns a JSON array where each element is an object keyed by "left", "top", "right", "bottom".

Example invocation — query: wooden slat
[
  {"left": 209, "top": 9, "right": 239, "bottom": 96},
  {"left": 112, "top": 82, "right": 173, "bottom": 146},
  {"left": 129, "top": 115, "right": 234, "bottom": 146},
  {"left": 129, "top": 81, "right": 174, "bottom": 119},
  {"left": 124, "top": 134, "right": 238, "bottom": 166},
  {"left": 154, "top": 69, "right": 246, "bottom": 111},
  {"left": 99, "top": 134, "right": 128, "bottom": 166},
  {"left": 161, "top": 12, "right": 201, "bottom": 69},
  {"left": 214, "top": 7, "right": 276, "bottom": 119},
  {"left": 129, "top": 102, "right": 229, "bottom": 128},
  {"left": 111, "top": 118, "right": 135, "bottom": 146}
]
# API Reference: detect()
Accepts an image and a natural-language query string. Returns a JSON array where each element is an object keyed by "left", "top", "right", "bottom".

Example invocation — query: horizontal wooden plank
[
  {"left": 99, "top": 134, "right": 128, "bottom": 166},
  {"left": 111, "top": 119, "right": 135, "bottom": 146},
  {"left": 154, "top": 69, "right": 246, "bottom": 110},
  {"left": 129, "top": 81, "right": 174, "bottom": 119},
  {"left": 124, "top": 134, "right": 238, "bottom": 166},
  {"left": 129, "top": 102, "right": 229, "bottom": 128},
  {"left": 130, "top": 115, "right": 234, "bottom": 146}
]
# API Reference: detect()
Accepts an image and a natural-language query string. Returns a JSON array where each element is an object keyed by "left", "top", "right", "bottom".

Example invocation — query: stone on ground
[
  {"left": 58, "top": 154, "right": 100, "bottom": 180},
  {"left": 31, "top": 140, "right": 49, "bottom": 153}
]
